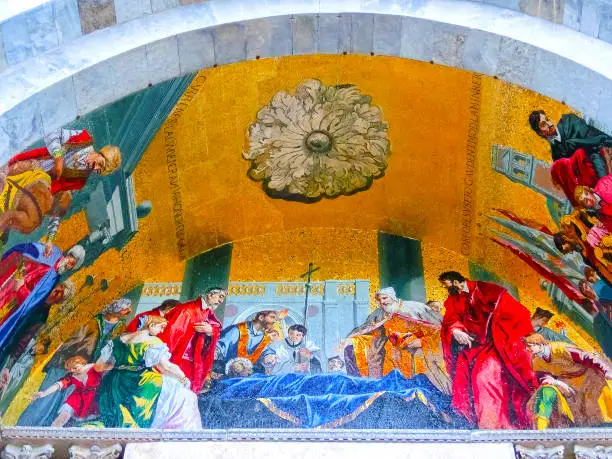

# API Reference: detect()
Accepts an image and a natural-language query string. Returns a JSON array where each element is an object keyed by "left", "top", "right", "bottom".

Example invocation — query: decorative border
[{"left": 2, "top": 427, "right": 612, "bottom": 443}]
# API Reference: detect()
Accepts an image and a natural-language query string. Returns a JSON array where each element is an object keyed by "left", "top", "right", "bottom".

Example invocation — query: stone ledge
[{"left": 0, "top": 0, "right": 611, "bottom": 75}]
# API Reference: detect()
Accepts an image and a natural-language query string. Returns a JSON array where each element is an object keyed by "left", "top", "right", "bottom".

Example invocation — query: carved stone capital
[
  {"left": 68, "top": 444, "right": 122, "bottom": 459},
  {"left": 515, "top": 444, "right": 565, "bottom": 459},
  {"left": 0, "top": 444, "right": 54, "bottom": 459},
  {"left": 574, "top": 445, "right": 612, "bottom": 459}
]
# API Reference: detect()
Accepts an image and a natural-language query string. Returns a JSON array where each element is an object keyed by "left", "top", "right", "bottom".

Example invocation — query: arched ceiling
[
  {"left": 52, "top": 54, "right": 579, "bottom": 329},
  {"left": 2, "top": 49, "right": 610, "bottom": 435}
]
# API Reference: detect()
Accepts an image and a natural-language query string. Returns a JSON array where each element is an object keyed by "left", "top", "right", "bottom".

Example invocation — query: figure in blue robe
[
  {"left": 0, "top": 243, "right": 63, "bottom": 353},
  {"left": 214, "top": 314, "right": 277, "bottom": 374}
]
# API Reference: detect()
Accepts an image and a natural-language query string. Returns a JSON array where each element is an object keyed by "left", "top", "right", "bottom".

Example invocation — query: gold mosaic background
[{"left": 3, "top": 54, "right": 600, "bottom": 422}]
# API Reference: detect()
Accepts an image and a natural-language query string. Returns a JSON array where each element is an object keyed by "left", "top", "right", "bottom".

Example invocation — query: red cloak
[
  {"left": 490, "top": 237, "right": 586, "bottom": 303},
  {"left": 0, "top": 252, "right": 51, "bottom": 326},
  {"left": 550, "top": 148, "right": 599, "bottom": 206},
  {"left": 158, "top": 297, "right": 221, "bottom": 393},
  {"left": 593, "top": 175, "right": 612, "bottom": 230},
  {"left": 8, "top": 130, "right": 93, "bottom": 194},
  {"left": 441, "top": 281, "right": 538, "bottom": 429}
]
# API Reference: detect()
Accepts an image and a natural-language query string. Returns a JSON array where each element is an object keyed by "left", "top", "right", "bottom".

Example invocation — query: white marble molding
[
  {"left": 0, "top": 444, "right": 54, "bottom": 459},
  {"left": 515, "top": 444, "right": 565, "bottom": 459},
  {"left": 2, "top": 0, "right": 612, "bottom": 163},
  {"left": 68, "top": 444, "right": 122, "bottom": 459}
]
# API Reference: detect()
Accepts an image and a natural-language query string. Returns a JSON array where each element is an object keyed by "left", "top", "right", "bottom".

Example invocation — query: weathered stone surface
[
  {"left": 123, "top": 442, "right": 517, "bottom": 459},
  {"left": 433, "top": 24, "right": 466, "bottom": 67},
  {"left": 114, "top": 0, "right": 152, "bottom": 24},
  {"left": 245, "top": 17, "right": 292, "bottom": 59},
  {"left": 519, "top": 0, "right": 563, "bottom": 23},
  {"left": 1, "top": 3, "right": 58, "bottom": 66},
  {"left": 151, "top": 0, "right": 180, "bottom": 13},
  {"left": 146, "top": 36, "right": 180, "bottom": 85},
  {"left": 351, "top": 13, "right": 374, "bottom": 55},
  {"left": 496, "top": 37, "right": 538, "bottom": 88},
  {"left": 177, "top": 29, "right": 215, "bottom": 74},
  {"left": 400, "top": 16, "right": 433, "bottom": 62},
  {"left": 293, "top": 15, "right": 318, "bottom": 55},
  {"left": 54, "top": 0, "right": 83, "bottom": 44},
  {"left": 580, "top": 0, "right": 600, "bottom": 36},
  {"left": 78, "top": 0, "right": 117, "bottom": 35},
  {"left": 563, "top": 0, "right": 583, "bottom": 30},
  {"left": 462, "top": 29, "right": 500, "bottom": 75},
  {"left": 373, "top": 14, "right": 402, "bottom": 57},
  {"left": 213, "top": 23, "right": 246, "bottom": 65}
]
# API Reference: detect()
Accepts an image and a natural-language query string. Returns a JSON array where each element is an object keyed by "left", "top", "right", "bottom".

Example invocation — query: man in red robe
[
  {"left": 125, "top": 299, "right": 180, "bottom": 333},
  {"left": 158, "top": 288, "right": 226, "bottom": 393},
  {"left": 439, "top": 271, "right": 538, "bottom": 429}
]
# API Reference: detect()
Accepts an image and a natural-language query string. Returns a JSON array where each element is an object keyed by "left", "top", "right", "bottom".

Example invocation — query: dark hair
[
  {"left": 205, "top": 286, "right": 227, "bottom": 296},
  {"left": 254, "top": 310, "right": 277, "bottom": 322},
  {"left": 531, "top": 307, "right": 554, "bottom": 321},
  {"left": 529, "top": 110, "right": 546, "bottom": 133},
  {"left": 438, "top": 271, "right": 466, "bottom": 283},
  {"left": 553, "top": 232, "right": 569, "bottom": 253},
  {"left": 288, "top": 324, "right": 307, "bottom": 335},
  {"left": 159, "top": 299, "right": 180, "bottom": 311}
]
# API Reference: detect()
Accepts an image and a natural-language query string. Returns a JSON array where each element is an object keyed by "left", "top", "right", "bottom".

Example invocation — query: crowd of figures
[
  {"left": 528, "top": 111, "right": 612, "bottom": 321},
  {"left": 0, "top": 272, "right": 610, "bottom": 431},
  {"left": 0, "top": 119, "right": 611, "bottom": 430}
]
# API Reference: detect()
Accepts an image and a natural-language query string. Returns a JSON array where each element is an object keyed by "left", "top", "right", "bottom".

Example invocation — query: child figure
[{"left": 31, "top": 355, "right": 102, "bottom": 427}]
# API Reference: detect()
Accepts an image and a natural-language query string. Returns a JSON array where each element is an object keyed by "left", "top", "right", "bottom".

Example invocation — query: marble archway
[{"left": 2, "top": 0, "right": 612, "bottom": 162}]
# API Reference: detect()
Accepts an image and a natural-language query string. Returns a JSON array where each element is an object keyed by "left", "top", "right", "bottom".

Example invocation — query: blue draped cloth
[
  {"left": 201, "top": 370, "right": 464, "bottom": 429},
  {"left": 0, "top": 243, "right": 61, "bottom": 353}
]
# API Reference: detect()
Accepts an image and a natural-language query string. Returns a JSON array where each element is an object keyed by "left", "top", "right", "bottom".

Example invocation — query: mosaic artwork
[{"left": 0, "top": 56, "right": 610, "bottom": 432}]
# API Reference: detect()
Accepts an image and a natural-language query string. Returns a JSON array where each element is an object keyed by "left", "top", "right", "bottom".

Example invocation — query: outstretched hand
[
  {"left": 43, "top": 242, "right": 54, "bottom": 258},
  {"left": 194, "top": 322, "right": 213, "bottom": 335},
  {"left": 452, "top": 329, "right": 474, "bottom": 348}
]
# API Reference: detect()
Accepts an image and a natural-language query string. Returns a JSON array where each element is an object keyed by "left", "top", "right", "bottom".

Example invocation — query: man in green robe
[{"left": 529, "top": 110, "right": 610, "bottom": 177}]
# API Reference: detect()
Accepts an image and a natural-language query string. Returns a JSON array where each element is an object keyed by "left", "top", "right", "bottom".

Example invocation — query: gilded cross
[{"left": 300, "top": 262, "right": 320, "bottom": 326}]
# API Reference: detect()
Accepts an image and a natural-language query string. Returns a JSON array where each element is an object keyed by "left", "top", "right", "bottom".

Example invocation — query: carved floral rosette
[{"left": 244, "top": 79, "right": 390, "bottom": 202}]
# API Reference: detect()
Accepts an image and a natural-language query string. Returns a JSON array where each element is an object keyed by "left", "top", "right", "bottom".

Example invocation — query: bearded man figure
[
  {"left": 158, "top": 288, "right": 226, "bottom": 393},
  {"left": 0, "top": 242, "right": 84, "bottom": 352},
  {"left": 5, "top": 129, "right": 121, "bottom": 194},
  {"left": 439, "top": 271, "right": 538, "bottom": 429},
  {"left": 0, "top": 129, "right": 120, "bottom": 244},
  {"left": 214, "top": 309, "right": 278, "bottom": 375},
  {"left": 342, "top": 287, "right": 450, "bottom": 394}
]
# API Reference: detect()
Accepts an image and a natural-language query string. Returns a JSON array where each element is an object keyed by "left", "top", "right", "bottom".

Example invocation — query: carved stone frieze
[
  {"left": 515, "top": 444, "right": 565, "bottom": 459},
  {"left": 574, "top": 445, "right": 612, "bottom": 459},
  {"left": 0, "top": 444, "right": 54, "bottom": 459},
  {"left": 68, "top": 444, "right": 122, "bottom": 459}
]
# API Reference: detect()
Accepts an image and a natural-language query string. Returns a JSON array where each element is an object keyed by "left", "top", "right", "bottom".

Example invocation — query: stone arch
[{"left": 2, "top": 0, "right": 612, "bottom": 161}]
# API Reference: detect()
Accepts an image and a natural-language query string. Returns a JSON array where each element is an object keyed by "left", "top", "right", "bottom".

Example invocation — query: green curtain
[
  {"left": 181, "top": 243, "right": 233, "bottom": 320},
  {"left": 378, "top": 232, "right": 427, "bottom": 302}
]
